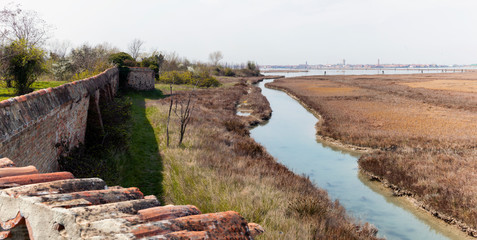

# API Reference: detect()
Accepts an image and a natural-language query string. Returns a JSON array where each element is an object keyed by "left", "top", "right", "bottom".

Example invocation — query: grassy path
[{"left": 120, "top": 90, "right": 164, "bottom": 199}]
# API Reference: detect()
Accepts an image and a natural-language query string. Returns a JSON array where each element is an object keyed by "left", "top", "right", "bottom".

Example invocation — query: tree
[
  {"left": 174, "top": 81, "right": 198, "bottom": 146},
  {"left": 4, "top": 39, "right": 46, "bottom": 94},
  {"left": 0, "top": 4, "right": 51, "bottom": 47},
  {"left": 140, "top": 52, "right": 164, "bottom": 79},
  {"left": 69, "top": 43, "right": 116, "bottom": 74},
  {"left": 209, "top": 51, "right": 223, "bottom": 66},
  {"left": 109, "top": 52, "right": 135, "bottom": 67},
  {"left": 128, "top": 39, "right": 144, "bottom": 61},
  {"left": 1, "top": 4, "right": 50, "bottom": 87},
  {"left": 162, "top": 51, "right": 181, "bottom": 72},
  {"left": 48, "top": 39, "right": 71, "bottom": 60}
]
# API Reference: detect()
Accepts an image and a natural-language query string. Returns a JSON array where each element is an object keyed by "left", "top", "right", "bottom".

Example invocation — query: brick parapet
[{"left": 0, "top": 68, "right": 119, "bottom": 172}]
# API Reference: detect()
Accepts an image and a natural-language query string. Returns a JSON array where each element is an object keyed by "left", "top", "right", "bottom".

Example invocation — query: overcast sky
[{"left": 4, "top": 0, "right": 477, "bottom": 65}]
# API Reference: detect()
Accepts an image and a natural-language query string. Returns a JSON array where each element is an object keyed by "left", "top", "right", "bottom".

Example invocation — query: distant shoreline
[
  {"left": 262, "top": 68, "right": 474, "bottom": 72},
  {"left": 261, "top": 69, "right": 309, "bottom": 73}
]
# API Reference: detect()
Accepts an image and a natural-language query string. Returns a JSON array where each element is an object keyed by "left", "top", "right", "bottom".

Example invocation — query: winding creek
[{"left": 248, "top": 72, "right": 470, "bottom": 240}]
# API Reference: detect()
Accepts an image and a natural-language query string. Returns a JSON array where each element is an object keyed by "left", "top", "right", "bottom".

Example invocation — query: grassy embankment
[
  {"left": 267, "top": 73, "right": 477, "bottom": 237},
  {"left": 142, "top": 78, "right": 380, "bottom": 239}
]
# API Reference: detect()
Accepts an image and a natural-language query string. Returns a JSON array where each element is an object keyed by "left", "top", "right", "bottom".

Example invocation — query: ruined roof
[{"left": 0, "top": 157, "right": 264, "bottom": 239}]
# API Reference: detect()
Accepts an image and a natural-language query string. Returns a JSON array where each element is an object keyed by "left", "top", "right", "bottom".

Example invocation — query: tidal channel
[{"left": 250, "top": 76, "right": 469, "bottom": 240}]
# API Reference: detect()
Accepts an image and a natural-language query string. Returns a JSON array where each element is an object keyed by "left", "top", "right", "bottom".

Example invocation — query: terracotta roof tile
[
  {"left": 0, "top": 172, "right": 74, "bottom": 189},
  {"left": 0, "top": 158, "right": 263, "bottom": 239},
  {"left": 0, "top": 166, "right": 38, "bottom": 178}
]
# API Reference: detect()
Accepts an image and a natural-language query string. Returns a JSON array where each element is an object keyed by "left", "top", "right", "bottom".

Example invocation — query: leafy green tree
[
  {"left": 1, "top": 5, "right": 51, "bottom": 87},
  {"left": 4, "top": 39, "right": 46, "bottom": 94},
  {"left": 109, "top": 52, "right": 135, "bottom": 67},
  {"left": 141, "top": 53, "right": 164, "bottom": 79}
]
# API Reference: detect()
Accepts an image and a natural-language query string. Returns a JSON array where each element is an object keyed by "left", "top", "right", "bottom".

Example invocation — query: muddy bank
[{"left": 360, "top": 169, "right": 477, "bottom": 238}]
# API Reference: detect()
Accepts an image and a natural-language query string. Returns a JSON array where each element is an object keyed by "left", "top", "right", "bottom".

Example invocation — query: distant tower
[
  {"left": 378, "top": 59, "right": 380, "bottom": 66},
  {"left": 343, "top": 59, "right": 346, "bottom": 66},
  {"left": 306, "top": 61, "right": 308, "bottom": 69}
]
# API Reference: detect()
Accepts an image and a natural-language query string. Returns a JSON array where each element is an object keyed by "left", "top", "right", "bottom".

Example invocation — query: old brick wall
[
  {"left": 0, "top": 68, "right": 119, "bottom": 173},
  {"left": 127, "top": 67, "right": 155, "bottom": 90}
]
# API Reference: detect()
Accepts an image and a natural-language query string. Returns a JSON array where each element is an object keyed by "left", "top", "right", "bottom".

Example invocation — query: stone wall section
[
  {"left": 127, "top": 67, "right": 155, "bottom": 90},
  {"left": 0, "top": 68, "right": 119, "bottom": 173}
]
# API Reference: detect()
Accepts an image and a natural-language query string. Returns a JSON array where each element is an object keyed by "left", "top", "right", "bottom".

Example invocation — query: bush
[
  {"left": 141, "top": 54, "right": 164, "bottom": 79},
  {"left": 109, "top": 52, "right": 136, "bottom": 67},
  {"left": 159, "top": 70, "right": 221, "bottom": 88},
  {"left": 234, "top": 139, "right": 264, "bottom": 158},
  {"left": 70, "top": 69, "right": 102, "bottom": 81},
  {"left": 224, "top": 68, "right": 236, "bottom": 76},
  {"left": 4, "top": 39, "right": 46, "bottom": 94},
  {"left": 223, "top": 118, "right": 249, "bottom": 136}
]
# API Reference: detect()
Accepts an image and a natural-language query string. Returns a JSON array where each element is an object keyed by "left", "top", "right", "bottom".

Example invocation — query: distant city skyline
[{"left": 3, "top": 0, "right": 477, "bottom": 65}]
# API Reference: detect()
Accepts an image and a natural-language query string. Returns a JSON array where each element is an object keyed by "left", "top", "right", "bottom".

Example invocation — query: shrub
[
  {"left": 234, "top": 139, "right": 264, "bottom": 158},
  {"left": 4, "top": 39, "right": 46, "bottom": 94},
  {"left": 159, "top": 70, "right": 221, "bottom": 88},
  {"left": 70, "top": 69, "right": 102, "bottom": 81},
  {"left": 109, "top": 52, "right": 136, "bottom": 67},
  {"left": 224, "top": 67, "right": 236, "bottom": 76},
  {"left": 141, "top": 54, "right": 164, "bottom": 79},
  {"left": 223, "top": 118, "right": 249, "bottom": 136}
]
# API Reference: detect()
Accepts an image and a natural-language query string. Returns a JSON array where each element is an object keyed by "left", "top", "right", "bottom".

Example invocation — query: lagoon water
[
  {"left": 260, "top": 68, "right": 470, "bottom": 78},
  {"left": 249, "top": 71, "right": 467, "bottom": 239}
]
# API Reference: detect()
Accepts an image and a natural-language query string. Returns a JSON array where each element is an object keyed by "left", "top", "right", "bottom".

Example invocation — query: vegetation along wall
[{"left": 0, "top": 68, "right": 154, "bottom": 172}]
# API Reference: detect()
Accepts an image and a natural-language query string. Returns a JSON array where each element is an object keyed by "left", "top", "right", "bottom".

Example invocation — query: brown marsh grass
[
  {"left": 402, "top": 79, "right": 477, "bottom": 93},
  {"left": 145, "top": 78, "right": 381, "bottom": 239},
  {"left": 268, "top": 73, "right": 477, "bottom": 235}
]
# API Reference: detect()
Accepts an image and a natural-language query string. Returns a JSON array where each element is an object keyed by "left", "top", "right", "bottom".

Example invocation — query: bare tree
[
  {"left": 128, "top": 38, "right": 144, "bottom": 61},
  {"left": 0, "top": 4, "right": 52, "bottom": 47},
  {"left": 162, "top": 51, "right": 181, "bottom": 71},
  {"left": 208, "top": 51, "right": 223, "bottom": 66},
  {"left": 173, "top": 80, "right": 199, "bottom": 146},
  {"left": 69, "top": 43, "right": 117, "bottom": 74},
  {"left": 174, "top": 93, "right": 195, "bottom": 146},
  {"left": 48, "top": 39, "right": 71, "bottom": 59}
]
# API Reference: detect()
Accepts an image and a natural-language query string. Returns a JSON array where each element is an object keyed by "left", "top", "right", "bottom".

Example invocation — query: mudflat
[{"left": 268, "top": 72, "right": 477, "bottom": 237}]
